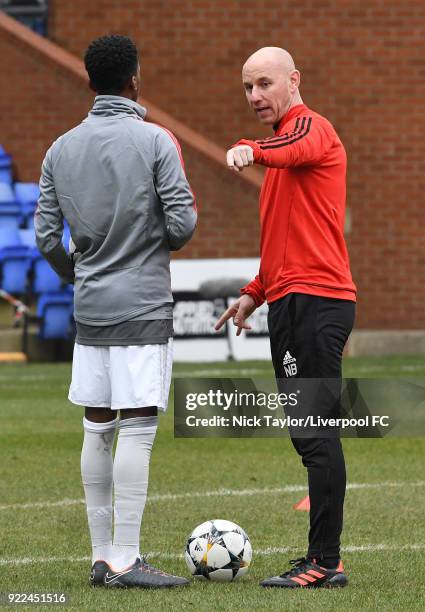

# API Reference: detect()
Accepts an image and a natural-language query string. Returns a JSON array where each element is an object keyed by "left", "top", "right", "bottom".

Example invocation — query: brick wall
[
  {"left": 1, "top": 1, "right": 424, "bottom": 329},
  {"left": 0, "top": 24, "right": 92, "bottom": 182}
]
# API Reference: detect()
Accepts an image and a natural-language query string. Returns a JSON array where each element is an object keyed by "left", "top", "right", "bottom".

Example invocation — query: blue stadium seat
[
  {"left": 0, "top": 168, "right": 12, "bottom": 186},
  {"left": 0, "top": 182, "right": 20, "bottom": 227},
  {"left": 26, "top": 212, "right": 36, "bottom": 229},
  {"left": 0, "top": 149, "right": 12, "bottom": 185},
  {"left": 0, "top": 246, "right": 32, "bottom": 294},
  {"left": 0, "top": 227, "right": 21, "bottom": 248},
  {"left": 0, "top": 207, "right": 21, "bottom": 229},
  {"left": 0, "top": 182, "right": 16, "bottom": 205},
  {"left": 14, "top": 182, "right": 39, "bottom": 206},
  {"left": 37, "top": 293, "right": 74, "bottom": 340},
  {"left": 14, "top": 182, "right": 39, "bottom": 226},
  {"left": 32, "top": 257, "right": 63, "bottom": 294},
  {"left": 19, "top": 229, "right": 37, "bottom": 249}
]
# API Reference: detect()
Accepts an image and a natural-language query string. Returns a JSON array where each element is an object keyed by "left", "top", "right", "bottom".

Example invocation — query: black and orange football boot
[{"left": 260, "top": 557, "right": 348, "bottom": 588}]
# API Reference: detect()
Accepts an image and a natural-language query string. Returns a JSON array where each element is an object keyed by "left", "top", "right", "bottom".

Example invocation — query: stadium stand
[{"left": 0, "top": 144, "right": 75, "bottom": 352}]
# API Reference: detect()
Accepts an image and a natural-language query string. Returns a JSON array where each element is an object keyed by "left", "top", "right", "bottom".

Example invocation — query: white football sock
[
  {"left": 111, "top": 416, "right": 158, "bottom": 570},
  {"left": 81, "top": 416, "right": 118, "bottom": 564}
]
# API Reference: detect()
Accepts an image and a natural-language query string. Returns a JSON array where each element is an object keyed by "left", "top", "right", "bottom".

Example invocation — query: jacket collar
[
  {"left": 273, "top": 103, "right": 308, "bottom": 133},
  {"left": 89, "top": 95, "right": 147, "bottom": 119}
]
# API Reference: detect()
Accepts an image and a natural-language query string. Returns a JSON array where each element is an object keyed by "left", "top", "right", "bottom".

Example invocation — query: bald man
[{"left": 216, "top": 47, "right": 356, "bottom": 588}]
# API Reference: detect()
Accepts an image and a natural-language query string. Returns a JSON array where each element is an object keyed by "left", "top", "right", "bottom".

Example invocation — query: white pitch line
[
  {"left": 0, "top": 544, "right": 424, "bottom": 567},
  {"left": 349, "top": 364, "right": 425, "bottom": 374},
  {"left": 0, "top": 498, "right": 85, "bottom": 511},
  {"left": 1, "top": 363, "right": 424, "bottom": 382},
  {"left": 175, "top": 368, "right": 270, "bottom": 377},
  {"left": 0, "top": 481, "right": 424, "bottom": 512}
]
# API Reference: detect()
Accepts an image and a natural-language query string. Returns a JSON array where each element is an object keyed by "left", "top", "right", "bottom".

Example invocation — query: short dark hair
[{"left": 84, "top": 35, "right": 139, "bottom": 95}]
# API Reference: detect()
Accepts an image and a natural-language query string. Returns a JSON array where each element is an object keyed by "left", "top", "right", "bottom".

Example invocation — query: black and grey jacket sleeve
[
  {"left": 34, "top": 148, "right": 75, "bottom": 284},
  {"left": 153, "top": 129, "right": 197, "bottom": 251}
]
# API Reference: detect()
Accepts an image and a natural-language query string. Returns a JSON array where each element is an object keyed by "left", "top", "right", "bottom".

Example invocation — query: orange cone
[{"left": 293, "top": 495, "right": 310, "bottom": 511}]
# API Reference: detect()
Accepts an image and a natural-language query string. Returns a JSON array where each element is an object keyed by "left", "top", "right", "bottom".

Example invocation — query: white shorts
[{"left": 68, "top": 339, "right": 173, "bottom": 411}]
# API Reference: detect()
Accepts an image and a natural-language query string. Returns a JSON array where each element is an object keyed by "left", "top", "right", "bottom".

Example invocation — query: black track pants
[{"left": 268, "top": 293, "right": 355, "bottom": 561}]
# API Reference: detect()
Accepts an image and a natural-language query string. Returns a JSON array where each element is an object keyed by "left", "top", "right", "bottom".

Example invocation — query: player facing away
[
  {"left": 216, "top": 47, "right": 356, "bottom": 588},
  {"left": 35, "top": 35, "right": 197, "bottom": 588}
]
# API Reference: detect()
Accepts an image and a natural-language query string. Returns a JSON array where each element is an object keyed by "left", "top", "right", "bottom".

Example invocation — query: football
[{"left": 185, "top": 519, "right": 252, "bottom": 582}]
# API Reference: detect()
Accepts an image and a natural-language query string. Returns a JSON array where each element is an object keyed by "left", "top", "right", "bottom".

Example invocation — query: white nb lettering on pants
[{"left": 282, "top": 350, "right": 297, "bottom": 377}]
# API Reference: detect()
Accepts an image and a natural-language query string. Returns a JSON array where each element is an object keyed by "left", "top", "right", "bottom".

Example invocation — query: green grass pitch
[{"left": 0, "top": 355, "right": 424, "bottom": 611}]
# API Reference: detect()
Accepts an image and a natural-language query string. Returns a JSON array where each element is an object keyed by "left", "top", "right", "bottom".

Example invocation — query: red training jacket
[{"left": 238, "top": 104, "right": 356, "bottom": 307}]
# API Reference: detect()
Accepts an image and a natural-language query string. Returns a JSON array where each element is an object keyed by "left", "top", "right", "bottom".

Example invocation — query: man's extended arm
[
  {"left": 34, "top": 148, "right": 74, "bottom": 284},
  {"left": 228, "top": 115, "right": 335, "bottom": 170},
  {"left": 154, "top": 129, "right": 197, "bottom": 250}
]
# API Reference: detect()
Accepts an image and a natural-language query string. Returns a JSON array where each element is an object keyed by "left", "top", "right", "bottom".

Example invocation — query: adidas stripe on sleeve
[{"left": 234, "top": 115, "right": 335, "bottom": 169}]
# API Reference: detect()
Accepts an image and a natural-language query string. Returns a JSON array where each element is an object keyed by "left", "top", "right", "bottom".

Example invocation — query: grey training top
[
  {"left": 75, "top": 318, "right": 173, "bottom": 346},
  {"left": 35, "top": 96, "right": 197, "bottom": 327}
]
